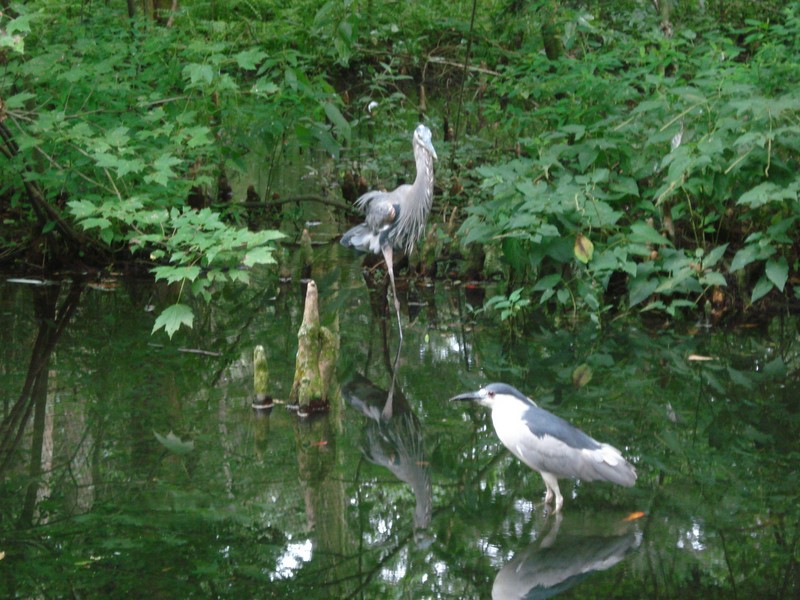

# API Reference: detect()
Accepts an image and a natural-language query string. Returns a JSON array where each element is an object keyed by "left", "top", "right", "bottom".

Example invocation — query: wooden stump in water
[
  {"left": 252, "top": 345, "right": 273, "bottom": 409},
  {"left": 290, "top": 280, "right": 338, "bottom": 417}
]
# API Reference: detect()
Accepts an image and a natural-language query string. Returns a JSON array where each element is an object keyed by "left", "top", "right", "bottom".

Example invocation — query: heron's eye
[{"left": 487, "top": 390, "right": 495, "bottom": 398}]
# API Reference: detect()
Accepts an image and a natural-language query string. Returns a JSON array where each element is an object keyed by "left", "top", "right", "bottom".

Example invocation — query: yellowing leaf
[
  {"left": 574, "top": 233, "right": 594, "bottom": 264},
  {"left": 572, "top": 363, "right": 593, "bottom": 387}
]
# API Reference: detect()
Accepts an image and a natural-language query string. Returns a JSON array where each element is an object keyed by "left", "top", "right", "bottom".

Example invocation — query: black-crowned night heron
[
  {"left": 451, "top": 383, "right": 637, "bottom": 512},
  {"left": 340, "top": 124, "right": 437, "bottom": 339}
]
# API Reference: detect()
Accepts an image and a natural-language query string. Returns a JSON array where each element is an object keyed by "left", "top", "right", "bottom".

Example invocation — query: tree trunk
[{"left": 540, "top": 0, "right": 563, "bottom": 61}]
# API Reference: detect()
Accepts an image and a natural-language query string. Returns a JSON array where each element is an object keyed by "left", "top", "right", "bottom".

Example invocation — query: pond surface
[{"left": 1, "top": 243, "right": 798, "bottom": 598}]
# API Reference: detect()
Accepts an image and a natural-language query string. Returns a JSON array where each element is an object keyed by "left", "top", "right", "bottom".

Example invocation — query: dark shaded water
[{"left": 1, "top": 244, "right": 798, "bottom": 598}]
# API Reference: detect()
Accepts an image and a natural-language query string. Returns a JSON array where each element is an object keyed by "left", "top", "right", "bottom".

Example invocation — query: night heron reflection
[
  {"left": 493, "top": 514, "right": 640, "bottom": 599},
  {"left": 340, "top": 124, "right": 437, "bottom": 339},
  {"left": 451, "top": 383, "right": 637, "bottom": 512}
]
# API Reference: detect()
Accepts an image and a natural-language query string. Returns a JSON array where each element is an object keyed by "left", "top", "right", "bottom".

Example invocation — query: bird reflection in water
[
  {"left": 342, "top": 372, "right": 433, "bottom": 539},
  {"left": 492, "top": 513, "right": 641, "bottom": 599}
]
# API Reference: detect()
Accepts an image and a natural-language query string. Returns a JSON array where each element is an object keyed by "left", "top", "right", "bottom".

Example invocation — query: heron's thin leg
[
  {"left": 381, "top": 340, "right": 403, "bottom": 421},
  {"left": 381, "top": 245, "right": 403, "bottom": 340},
  {"left": 540, "top": 472, "right": 563, "bottom": 513}
]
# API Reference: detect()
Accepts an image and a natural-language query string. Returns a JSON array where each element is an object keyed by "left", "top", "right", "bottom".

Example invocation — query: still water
[{"left": 1, "top": 243, "right": 798, "bottom": 598}]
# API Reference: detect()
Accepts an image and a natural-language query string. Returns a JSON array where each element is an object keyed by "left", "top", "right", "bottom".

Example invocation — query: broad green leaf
[
  {"left": 243, "top": 246, "right": 277, "bottom": 267},
  {"left": 610, "top": 177, "right": 639, "bottom": 197},
  {"left": 183, "top": 63, "right": 215, "bottom": 86},
  {"left": 105, "top": 126, "right": 130, "bottom": 148},
  {"left": 183, "top": 126, "right": 213, "bottom": 148},
  {"left": 629, "top": 276, "right": 658, "bottom": 307},
  {"left": 322, "top": 102, "right": 351, "bottom": 144},
  {"left": 115, "top": 158, "right": 146, "bottom": 177},
  {"left": 629, "top": 223, "right": 672, "bottom": 246},
  {"left": 737, "top": 182, "right": 796, "bottom": 208},
  {"left": 235, "top": 48, "right": 268, "bottom": 70},
  {"left": 253, "top": 78, "right": 280, "bottom": 95},
  {"left": 667, "top": 299, "right": 697, "bottom": 316},
  {"left": 7, "top": 14, "right": 33, "bottom": 35},
  {"left": 702, "top": 243, "right": 729, "bottom": 269},
  {"left": 532, "top": 273, "right": 561, "bottom": 292},
  {"left": 152, "top": 303, "right": 194, "bottom": 338},
  {"left": 154, "top": 430, "right": 194, "bottom": 455},
  {"left": 730, "top": 243, "right": 774, "bottom": 272},
  {"left": 730, "top": 245, "right": 757, "bottom": 272},
  {"left": 68, "top": 199, "right": 98, "bottom": 219},
  {"left": 258, "top": 230, "right": 286, "bottom": 244},
  {"left": 5, "top": 92, "right": 35, "bottom": 109},
  {"left": 700, "top": 272, "right": 727, "bottom": 287},
  {"left": 81, "top": 217, "right": 111, "bottom": 230},
  {"left": 146, "top": 153, "right": 182, "bottom": 186},
  {"left": 562, "top": 124, "right": 586, "bottom": 140},
  {"left": 153, "top": 265, "right": 201, "bottom": 283},
  {"left": 15, "top": 133, "right": 41, "bottom": 151},
  {"left": 93, "top": 152, "right": 120, "bottom": 169},
  {"left": 727, "top": 367, "right": 754, "bottom": 390},
  {"left": 750, "top": 275, "right": 773, "bottom": 303},
  {"left": 765, "top": 256, "right": 788, "bottom": 291}
]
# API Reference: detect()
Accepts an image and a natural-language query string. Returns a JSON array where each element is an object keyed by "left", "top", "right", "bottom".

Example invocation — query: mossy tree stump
[
  {"left": 252, "top": 345, "right": 272, "bottom": 409},
  {"left": 290, "top": 280, "right": 338, "bottom": 417}
]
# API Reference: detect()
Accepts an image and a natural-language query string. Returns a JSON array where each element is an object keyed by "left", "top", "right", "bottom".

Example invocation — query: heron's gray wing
[
  {"left": 364, "top": 198, "right": 396, "bottom": 233},
  {"left": 354, "top": 190, "right": 386, "bottom": 212},
  {"left": 341, "top": 191, "right": 396, "bottom": 253}
]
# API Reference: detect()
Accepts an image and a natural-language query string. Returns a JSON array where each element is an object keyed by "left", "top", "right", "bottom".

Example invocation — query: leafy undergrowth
[
  {"left": 2, "top": 1, "right": 800, "bottom": 334},
  {"left": 456, "top": 6, "right": 800, "bottom": 324}
]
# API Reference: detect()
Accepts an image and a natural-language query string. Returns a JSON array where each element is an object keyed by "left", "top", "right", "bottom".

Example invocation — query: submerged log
[{"left": 289, "top": 280, "right": 339, "bottom": 417}]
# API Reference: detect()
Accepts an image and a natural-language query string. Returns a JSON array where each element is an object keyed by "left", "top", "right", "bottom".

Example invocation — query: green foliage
[
  {"left": 459, "top": 5, "right": 800, "bottom": 319},
  {"left": 482, "top": 286, "right": 531, "bottom": 323},
  {"left": 0, "top": 3, "right": 353, "bottom": 335},
  {"left": 4, "top": 0, "right": 800, "bottom": 331}
]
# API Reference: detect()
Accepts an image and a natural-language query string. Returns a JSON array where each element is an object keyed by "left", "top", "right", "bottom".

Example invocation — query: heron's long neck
[{"left": 395, "top": 145, "right": 434, "bottom": 254}]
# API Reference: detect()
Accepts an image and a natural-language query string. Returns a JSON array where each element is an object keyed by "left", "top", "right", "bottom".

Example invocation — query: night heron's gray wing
[{"left": 495, "top": 405, "right": 636, "bottom": 487}]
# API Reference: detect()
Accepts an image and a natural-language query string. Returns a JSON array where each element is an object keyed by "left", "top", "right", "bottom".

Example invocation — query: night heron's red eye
[{"left": 487, "top": 390, "right": 495, "bottom": 398}]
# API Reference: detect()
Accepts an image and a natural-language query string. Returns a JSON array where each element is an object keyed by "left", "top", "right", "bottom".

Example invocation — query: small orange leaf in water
[
  {"left": 623, "top": 511, "right": 646, "bottom": 522},
  {"left": 311, "top": 440, "right": 328, "bottom": 447}
]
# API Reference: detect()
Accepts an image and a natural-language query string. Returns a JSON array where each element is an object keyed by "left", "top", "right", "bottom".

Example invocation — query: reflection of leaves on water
[{"left": 153, "top": 430, "right": 195, "bottom": 455}]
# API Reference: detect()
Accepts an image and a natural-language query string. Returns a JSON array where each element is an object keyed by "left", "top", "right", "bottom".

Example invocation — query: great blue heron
[
  {"left": 340, "top": 124, "right": 437, "bottom": 339},
  {"left": 451, "top": 383, "right": 637, "bottom": 512}
]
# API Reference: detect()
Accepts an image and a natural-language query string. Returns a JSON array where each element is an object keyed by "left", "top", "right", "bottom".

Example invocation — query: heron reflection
[
  {"left": 343, "top": 373, "right": 432, "bottom": 532},
  {"left": 492, "top": 514, "right": 641, "bottom": 599}
]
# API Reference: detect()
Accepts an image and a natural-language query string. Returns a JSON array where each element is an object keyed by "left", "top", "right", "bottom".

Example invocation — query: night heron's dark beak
[{"left": 449, "top": 390, "right": 480, "bottom": 402}]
